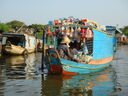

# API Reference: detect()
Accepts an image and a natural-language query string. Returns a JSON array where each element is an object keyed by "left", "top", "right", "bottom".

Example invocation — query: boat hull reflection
[{"left": 42, "top": 67, "right": 115, "bottom": 96}]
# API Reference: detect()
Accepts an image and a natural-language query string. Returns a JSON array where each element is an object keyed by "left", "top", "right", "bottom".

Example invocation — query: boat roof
[
  {"left": 47, "top": 25, "right": 96, "bottom": 28},
  {"left": 116, "top": 28, "right": 122, "bottom": 33},
  {"left": 2, "top": 33, "right": 25, "bottom": 37}
]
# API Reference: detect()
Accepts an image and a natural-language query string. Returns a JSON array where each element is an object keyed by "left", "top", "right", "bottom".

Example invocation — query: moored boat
[
  {"left": 2, "top": 33, "right": 37, "bottom": 55},
  {"left": 42, "top": 17, "right": 120, "bottom": 75}
]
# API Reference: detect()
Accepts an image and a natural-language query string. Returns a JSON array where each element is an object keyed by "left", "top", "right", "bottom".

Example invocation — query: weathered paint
[
  {"left": 25, "top": 34, "right": 36, "bottom": 52},
  {"left": 2, "top": 33, "right": 37, "bottom": 55}
]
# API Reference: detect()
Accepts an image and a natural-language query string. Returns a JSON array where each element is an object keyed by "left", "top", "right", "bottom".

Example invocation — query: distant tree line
[
  {"left": 0, "top": 20, "right": 46, "bottom": 38},
  {"left": 0, "top": 20, "right": 128, "bottom": 37},
  {"left": 121, "top": 26, "right": 128, "bottom": 36}
]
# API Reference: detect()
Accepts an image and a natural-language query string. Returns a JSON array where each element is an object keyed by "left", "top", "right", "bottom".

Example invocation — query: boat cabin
[
  {"left": 2, "top": 33, "right": 37, "bottom": 55},
  {"left": 2, "top": 33, "right": 25, "bottom": 47},
  {"left": 44, "top": 25, "right": 95, "bottom": 63},
  {"left": 44, "top": 18, "right": 117, "bottom": 63}
]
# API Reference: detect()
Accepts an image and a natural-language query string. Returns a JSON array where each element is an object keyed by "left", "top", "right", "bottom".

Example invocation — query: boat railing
[{"left": 47, "top": 25, "right": 96, "bottom": 29}]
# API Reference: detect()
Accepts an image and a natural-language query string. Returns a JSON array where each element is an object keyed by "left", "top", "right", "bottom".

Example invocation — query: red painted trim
[
  {"left": 62, "top": 75, "right": 73, "bottom": 80},
  {"left": 50, "top": 65, "right": 62, "bottom": 74},
  {"left": 62, "top": 70, "right": 79, "bottom": 75}
]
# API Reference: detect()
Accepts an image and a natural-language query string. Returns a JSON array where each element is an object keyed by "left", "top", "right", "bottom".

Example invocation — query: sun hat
[{"left": 61, "top": 36, "right": 71, "bottom": 44}]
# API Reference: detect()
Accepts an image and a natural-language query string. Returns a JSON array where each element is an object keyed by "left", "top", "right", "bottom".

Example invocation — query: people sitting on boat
[
  {"left": 58, "top": 36, "right": 82, "bottom": 62},
  {"left": 69, "top": 41, "right": 79, "bottom": 58},
  {"left": 81, "top": 42, "right": 88, "bottom": 55},
  {"left": 70, "top": 40, "right": 82, "bottom": 55}
]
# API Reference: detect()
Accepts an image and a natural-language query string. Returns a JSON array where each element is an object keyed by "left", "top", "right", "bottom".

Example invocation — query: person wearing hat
[{"left": 58, "top": 36, "right": 82, "bottom": 62}]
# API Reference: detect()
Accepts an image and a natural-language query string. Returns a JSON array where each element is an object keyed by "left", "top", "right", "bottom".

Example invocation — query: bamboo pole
[{"left": 41, "top": 28, "right": 46, "bottom": 73}]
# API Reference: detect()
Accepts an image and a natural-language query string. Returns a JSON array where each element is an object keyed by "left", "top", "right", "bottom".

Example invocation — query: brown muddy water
[{"left": 0, "top": 45, "right": 128, "bottom": 96}]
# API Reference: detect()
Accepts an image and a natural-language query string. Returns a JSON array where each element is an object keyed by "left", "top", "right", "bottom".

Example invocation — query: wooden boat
[
  {"left": 43, "top": 18, "right": 120, "bottom": 75},
  {"left": 4, "top": 43, "right": 27, "bottom": 55},
  {"left": 2, "top": 33, "right": 37, "bottom": 55}
]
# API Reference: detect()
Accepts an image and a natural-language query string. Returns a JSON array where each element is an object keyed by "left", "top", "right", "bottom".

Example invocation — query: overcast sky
[{"left": 0, "top": 0, "right": 128, "bottom": 27}]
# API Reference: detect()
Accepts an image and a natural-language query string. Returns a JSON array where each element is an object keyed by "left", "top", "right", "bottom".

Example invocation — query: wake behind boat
[{"left": 42, "top": 17, "right": 120, "bottom": 75}]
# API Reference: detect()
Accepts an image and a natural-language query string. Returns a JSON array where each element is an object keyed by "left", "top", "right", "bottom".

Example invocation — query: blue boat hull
[
  {"left": 45, "top": 48, "right": 113, "bottom": 75},
  {"left": 61, "top": 58, "right": 112, "bottom": 75}
]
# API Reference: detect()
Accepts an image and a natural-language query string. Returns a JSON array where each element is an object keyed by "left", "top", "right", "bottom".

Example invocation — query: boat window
[
  {"left": 86, "top": 38, "right": 93, "bottom": 55},
  {"left": 2, "top": 37, "right": 7, "bottom": 45},
  {"left": 106, "top": 26, "right": 116, "bottom": 36},
  {"left": 3, "top": 36, "right": 25, "bottom": 47}
]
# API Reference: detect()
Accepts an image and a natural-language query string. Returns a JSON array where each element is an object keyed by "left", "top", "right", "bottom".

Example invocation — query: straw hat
[{"left": 61, "top": 36, "right": 71, "bottom": 44}]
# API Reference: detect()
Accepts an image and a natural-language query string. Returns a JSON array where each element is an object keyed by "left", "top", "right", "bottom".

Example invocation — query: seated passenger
[
  {"left": 69, "top": 40, "right": 80, "bottom": 57},
  {"left": 58, "top": 36, "right": 82, "bottom": 62},
  {"left": 69, "top": 41, "right": 78, "bottom": 55},
  {"left": 81, "top": 43, "right": 88, "bottom": 55}
]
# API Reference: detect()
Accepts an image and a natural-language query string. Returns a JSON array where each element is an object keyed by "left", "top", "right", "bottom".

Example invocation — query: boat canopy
[{"left": 2, "top": 33, "right": 25, "bottom": 37}]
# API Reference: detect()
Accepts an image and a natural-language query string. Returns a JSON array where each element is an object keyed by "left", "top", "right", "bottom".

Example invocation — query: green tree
[
  {"left": 0, "top": 23, "right": 13, "bottom": 33},
  {"left": 29, "top": 24, "right": 46, "bottom": 38},
  {"left": 7, "top": 20, "right": 26, "bottom": 31},
  {"left": 122, "top": 26, "right": 128, "bottom": 36}
]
